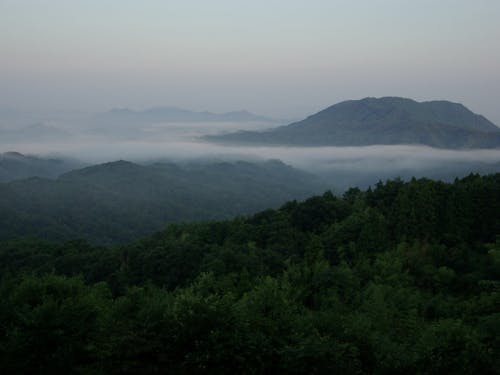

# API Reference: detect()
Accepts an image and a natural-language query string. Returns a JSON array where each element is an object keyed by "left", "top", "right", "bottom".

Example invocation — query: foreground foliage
[{"left": 0, "top": 174, "right": 499, "bottom": 374}]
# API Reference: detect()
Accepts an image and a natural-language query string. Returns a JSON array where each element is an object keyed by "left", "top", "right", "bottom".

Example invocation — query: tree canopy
[{"left": 0, "top": 173, "right": 498, "bottom": 373}]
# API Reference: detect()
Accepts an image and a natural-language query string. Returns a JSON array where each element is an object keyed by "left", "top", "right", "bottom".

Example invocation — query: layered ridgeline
[
  {"left": 0, "top": 174, "right": 498, "bottom": 373},
  {"left": 0, "top": 151, "right": 84, "bottom": 183},
  {"left": 0, "top": 159, "right": 324, "bottom": 244},
  {"left": 87, "top": 106, "right": 282, "bottom": 138},
  {"left": 95, "top": 106, "right": 279, "bottom": 123},
  {"left": 209, "top": 97, "right": 500, "bottom": 148}
]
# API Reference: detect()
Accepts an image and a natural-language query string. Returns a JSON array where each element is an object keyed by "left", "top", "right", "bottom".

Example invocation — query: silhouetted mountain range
[
  {"left": 94, "top": 106, "right": 280, "bottom": 125},
  {"left": 208, "top": 97, "right": 500, "bottom": 148},
  {"left": 0, "top": 152, "right": 83, "bottom": 183}
]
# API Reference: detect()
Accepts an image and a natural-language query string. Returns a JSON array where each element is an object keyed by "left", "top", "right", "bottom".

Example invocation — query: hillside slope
[
  {"left": 0, "top": 152, "right": 83, "bottom": 183},
  {"left": 209, "top": 97, "right": 500, "bottom": 148},
  {"left": 0, "top": 159, "right": 324, "bottom": 243},
  {"left": 0, "top": 173, "right": 498, "bottom": 373}
]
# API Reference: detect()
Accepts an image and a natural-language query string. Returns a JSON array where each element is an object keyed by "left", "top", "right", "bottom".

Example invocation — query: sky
[{"left": 1, "top": 0, "right": 499, "bottom": 122}]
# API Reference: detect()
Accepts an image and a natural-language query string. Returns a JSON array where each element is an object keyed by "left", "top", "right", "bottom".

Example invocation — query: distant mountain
[
  {"left": 0, "top": 159, "right": 325, "bottom": 244},
  {"left": 0, "top": 123, "right": 72, "bottom": 143},
  {"left": 94, "top": 106, "right": 279, "bottom": 125},
  {"left": 0, "top": 152, "right": 84, "bottom": 183},
  {"left": 208, "top": 97, "right": 500, "bottom": 149}
]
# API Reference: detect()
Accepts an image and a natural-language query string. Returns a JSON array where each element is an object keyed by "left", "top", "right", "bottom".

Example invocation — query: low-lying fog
[{"left": 2, "top": 118, "right": 499, "bottom": 190}]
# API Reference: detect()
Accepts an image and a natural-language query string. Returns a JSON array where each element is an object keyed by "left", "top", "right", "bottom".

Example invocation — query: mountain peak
[{"left": 209, "top": 97, "right": 500, "bottom": 149}]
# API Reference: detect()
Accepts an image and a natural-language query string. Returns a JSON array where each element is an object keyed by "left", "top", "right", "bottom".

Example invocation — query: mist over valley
[
  {"left": 2, "top": 98, "right": 499, "bottom": 192},
  {"left": 2, "top": 2, "right": 500, "bottom": 372}
]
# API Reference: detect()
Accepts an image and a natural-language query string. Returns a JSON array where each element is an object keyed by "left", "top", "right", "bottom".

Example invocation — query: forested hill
[
  {"left": 0, "top": 173, "right": 498, "bottom": 373},
  {"left": 0, "top": 151, "right": 83, "bottom": 183},
  {"left": 0, "top": 159, "right": 324, "bottom": 244},
  {"left": 209, "top": 97, "right": 500, "bottom": 148}
]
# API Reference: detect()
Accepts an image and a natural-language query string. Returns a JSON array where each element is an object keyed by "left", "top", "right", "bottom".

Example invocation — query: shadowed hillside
[{"left": 0, "top": 159, "right": 324, "bottom": 243}]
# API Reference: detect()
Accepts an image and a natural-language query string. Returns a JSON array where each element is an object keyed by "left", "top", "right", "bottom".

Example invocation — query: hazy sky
[{"left": 1, "top": 0, "right": 499, "bottom": 122}]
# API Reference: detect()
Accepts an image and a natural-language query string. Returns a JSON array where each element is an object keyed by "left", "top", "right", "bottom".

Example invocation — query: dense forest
[
  {"left": 0, "top": 174, "right": 499, "bottom": 373},
  {"left": 0, "top": 159, "right": 323, "bottom": 244}
]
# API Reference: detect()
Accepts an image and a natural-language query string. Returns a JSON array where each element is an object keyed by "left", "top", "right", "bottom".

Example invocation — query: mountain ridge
[
  {"left": 208, "top": 97, "right": 500, "bottom": 149},
  {"left": 0, "top": 159, "right": 325, "bottom": 244},
  {"left": 0, "top": 151, "right": 84, "bottom": 183},
  {"left": 95, "top": 106, "right": 281, "bottom": 124}
]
